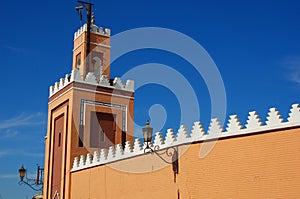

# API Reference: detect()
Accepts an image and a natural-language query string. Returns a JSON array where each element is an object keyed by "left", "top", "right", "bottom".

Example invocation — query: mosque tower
[{"left": 43, "top": 4, "right": 134, "bottom": 198}]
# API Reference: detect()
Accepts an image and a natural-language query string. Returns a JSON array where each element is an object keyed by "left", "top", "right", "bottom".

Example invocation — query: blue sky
[{"left": 0, "top": 0, "right": 300, "bottom": 198}]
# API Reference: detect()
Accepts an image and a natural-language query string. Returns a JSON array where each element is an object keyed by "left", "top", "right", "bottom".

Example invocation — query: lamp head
[
  {"left": 18, "top": 165, "right": 26, "bottom": 181},
  {"left": 142, "top": 120, "right": 153, "bottom": 143}
]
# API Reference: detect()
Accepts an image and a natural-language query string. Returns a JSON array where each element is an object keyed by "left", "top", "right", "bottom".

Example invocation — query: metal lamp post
[
  {"left": 142, "top": 121, "right": 179, "bottom": 182},
  {"left": 18, "top": 165, "right": 44, "bottom": 192}
]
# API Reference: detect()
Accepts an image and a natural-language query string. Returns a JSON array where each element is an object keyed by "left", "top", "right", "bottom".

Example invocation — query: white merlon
[
  {"left": 86, "top": 153, "right": 93, "bottom": 166},
  {"left": 79, "top": 155, "right": 85, "bottom": 168},
  {"left": 115, "top": 144, "right": 124, "bottom": 158},
  {"left": 70, "top": 69, "right": 82, "bottom": 82},
  {"left": 113, "top": 77, "right": 124, "bottom": 89},
  {"left": 99, "top": 75, "right": 110, "bottom": 86},
  {"left": 92, "top": 151, "right": 100, "bottom": 165},
  {"left": 153, "top": 132, "right": 165, "bottom": 147},
  {"left": 208, "top": 118, "right": 223, "bottom": 136},
  {"left": 190, "top": 121, "right": 205, "bottom": 141},
  {"left": 71, "top": 103, "right": 300, "bottom": 172},
  {"left": 176, "top": 125, "right": 190, "bottom": 144},
  {"left": 124, "top": 141, "right": 133, "bottom": 154},
  {"left": 100, "top": 148, "right": 108, "bottom": 162},
  {"left": 107, "top": 146, "right": 115, "bottom": 160},
  {"left": 72, "top": 157, "right": 79, "bottom": 169},
  {"left": 226, "top": 115, "right": 243, "bottom": 133},
  {"left": 125, "top": 80, "right": 134, "bottom": 92},
  {"left": 49, "top": 69, "right": 134, "bottom": 97},
  {"left": 74, "top": 24, "right": 110, "bottom": 40},
  {"left": 133, "top": 138, "right": 143, "bottom": 154},
  {"left": 288, "top": 104, "right": 300, "bottom": 123},
  {"left": 85, "top": 72, "right": 97, "bottom": 84},
  {"left": 266, "top": 108, "right": 283, "bottom": 127},
  {"left": 246, "top": 111, "right": 263, "bottom": 130},
  {"left": 165, "top": 129, "right": 176, "bottom": 146}
]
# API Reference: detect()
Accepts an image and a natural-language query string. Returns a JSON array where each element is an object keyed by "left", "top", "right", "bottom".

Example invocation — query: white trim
[{"left": 73, "top": 87, "right": 134, "bottom": 100}]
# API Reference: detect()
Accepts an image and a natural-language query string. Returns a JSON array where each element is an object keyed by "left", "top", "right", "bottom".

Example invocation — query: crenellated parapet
[
  {"left": 71, "top": 103, "right": 300, "bottom": 172},
  {"left": 49, "top": 69, "right": 134, "bottom": 97},
  {"left": 74, "top": 24, "right": 111, "bottom": 40}
]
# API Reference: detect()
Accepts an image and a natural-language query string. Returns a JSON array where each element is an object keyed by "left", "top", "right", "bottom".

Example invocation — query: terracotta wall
[{"left": 70, "top": 127, "right": 300, "bottom": 199}]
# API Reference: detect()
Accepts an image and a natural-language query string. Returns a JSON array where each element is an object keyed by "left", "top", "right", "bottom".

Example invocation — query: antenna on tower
[
  {"left": 75, "top": 5, "right": 84, "bottom": 25},
  {"left": 75, "top": 0, "right": 94, "bottom": 77}
]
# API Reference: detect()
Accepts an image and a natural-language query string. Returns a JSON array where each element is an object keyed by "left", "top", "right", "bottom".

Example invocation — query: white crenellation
[
  {"left": 133, "top": 138, "right": 143, "bottom": 154},
  {"left": 176, "top": 125, "right": 190, "bottom": 144},
  {"left": 54, "top": 82, "right": 60, "bottom": 93},
  {"left": 71, "top": 103, "right": 300, "bottom": 172},
  {"left": 74, "top": 24, "right": 87, "bottom": 39},
  {"left": 113, "top": 77, "right": 124, "bottom": 89},
  {"left": 100, "top": 148, "right": 108, "bottom": 162},
  {"left": 190, "top": 121, "right": 205, "bottom": 141},
  {"left": 91, "top": 24, "right": 111, "bottom": 37},
  {"left": 288, "top": 104, "right": 300, "bottom": 123},
  {"left": 245, "top": 111, "right": 263, "bottom": 130},
  {"left": 49, "top": 86, "right": 54, "bottom": 96},
  {"left": 99, "top": 75, "right": 110, "bottom": 86},
  {"left": 125, "top": 80, "right": 134, "bottom": 92},
  {"left": 153, "top": 132, "right": 165, "bottom": 147},
  {"left": 104, "top": 28, "right": 111, "bottom": 36},
  {"left": 70, "top": 69, "right": 82, "bottom": 82},
  {"left": 79, "top": 155, "right": 85, "bottom": 168},
  {"left": 107, "top": 146, "right": 115, "bottom": 160},
  {"left": 124, "top": 141, "right": 133, "bottom": 154},
  {"left": 59, "top": 78, "right": 65, "bottom": 88},
  {"left": 85, "top": 153, "right": 93, "bottom": 166},
  {"left": 85, "top": 72, "right": 97, "bottom": 84},
  {"left": 72, "top": 157, "right": 79, "bottom": 169},
  {"left": 208, "top": 118, "right": 223, "bottom": 136},
  {"left": 226, "top": 115, "right": 243, "bottom": 133},
  {"left": 266, "top": 108, "right": 283, "bottom": 127},
  {"left": 165, "top": 129, "right": 176, "bottom": 146},
  {"left": 115, "top": 144, "right": 124, "bottom": 158},
  {"left": 49, "top": 69, "right": 134, "bottom": 97},
  {"left": 92, "top": 151, "right": 100, "bottom": 165},
  {"left": 74, "top": 24, "right": 110, "bottom": 40}
]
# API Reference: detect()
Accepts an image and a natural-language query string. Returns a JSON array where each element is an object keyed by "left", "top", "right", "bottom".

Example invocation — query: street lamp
[
  {"left": 142, "top": 121, "right": 179, "bottom": 182},
  {"left": 18, "top": 165, "right": 26, "bottom": 181},
  {"left": 18, "top": 165, "right": 44, "bottom": 192},
  {"left": 143, "top": 120, "right": 153, "bottom": 150}
]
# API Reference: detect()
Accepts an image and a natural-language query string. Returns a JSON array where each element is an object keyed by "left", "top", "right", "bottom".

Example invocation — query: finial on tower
[{"left": 91, "top": 12, "right": 95, "bottom": 24}]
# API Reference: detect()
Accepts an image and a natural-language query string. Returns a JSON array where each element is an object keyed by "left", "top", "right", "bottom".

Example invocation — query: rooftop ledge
[
  {"left": 49, "top": 69, "right": 134, "bottom": 97},
  {"left": 71, "top": 103, "right": 300, "bottom": 172}
]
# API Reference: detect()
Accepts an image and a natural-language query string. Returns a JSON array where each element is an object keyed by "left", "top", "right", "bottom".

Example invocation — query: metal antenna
[
  {"left": 75, "top": 6, "right": 83, "bottom": 25},
  {"left": 75, "top": 0, "right": 94, "bottom": 77}
]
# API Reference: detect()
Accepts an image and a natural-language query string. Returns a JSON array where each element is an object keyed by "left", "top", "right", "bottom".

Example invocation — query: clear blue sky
[{"left": 0, "top": 0, "right": 300, "bottom": 198}]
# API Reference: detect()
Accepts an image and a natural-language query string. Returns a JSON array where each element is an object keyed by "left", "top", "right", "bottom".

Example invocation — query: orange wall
[{"left": 70, "top": 127, "right": 300, "bottom": 199}]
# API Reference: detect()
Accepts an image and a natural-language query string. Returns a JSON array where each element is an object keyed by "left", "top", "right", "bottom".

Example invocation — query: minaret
[
  {"left": 72, "top": 8, "right": 110, "bottom": 79},
  {"left": 72, "top": 14, "right": 111, "bottom": 80},
  {"left": 43, "top": 7, "right": 134, "bottom": 198}
]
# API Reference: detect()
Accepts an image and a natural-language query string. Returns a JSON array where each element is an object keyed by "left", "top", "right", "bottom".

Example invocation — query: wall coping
[
  {"left": 49, "top": 69, "right": 134, "bottom": 97},
  {"left": 71, "top": 103, "right": 300, "bottom": 172}
]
